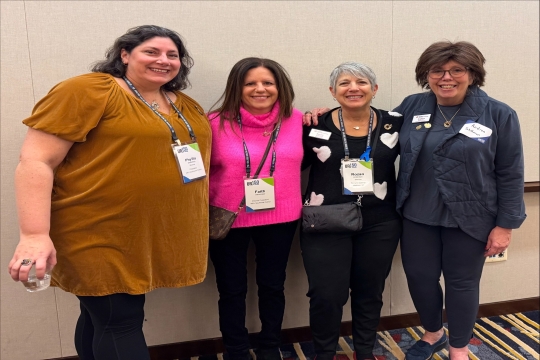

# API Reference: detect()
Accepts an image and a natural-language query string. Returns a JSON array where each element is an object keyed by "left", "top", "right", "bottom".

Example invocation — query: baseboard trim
[
  {"left": 46, "top": 296, "right": 539, "bottom": 360},
  {"left": 524, "top": 181, "right": 539, "bottom": 192}
]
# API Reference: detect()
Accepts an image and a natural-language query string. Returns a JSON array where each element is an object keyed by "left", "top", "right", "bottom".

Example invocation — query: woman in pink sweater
[{"left": 208, "top": 57, "right": 303, "bottom": 360}]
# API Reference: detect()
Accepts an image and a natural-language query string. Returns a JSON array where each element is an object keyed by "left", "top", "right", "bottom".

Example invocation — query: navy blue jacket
[{"left": 394, "top": 86, "right": 526, "bottom": 242}]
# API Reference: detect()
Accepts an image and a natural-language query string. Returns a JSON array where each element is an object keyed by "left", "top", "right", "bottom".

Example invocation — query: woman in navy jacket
[{"left": 393, "top": 41, "right": 526, "bottom": 360}]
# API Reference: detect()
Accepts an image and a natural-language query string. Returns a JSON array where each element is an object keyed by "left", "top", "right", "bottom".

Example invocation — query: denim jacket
[{"left": 394, "top": 86, "right": 526, "bottom": 242}]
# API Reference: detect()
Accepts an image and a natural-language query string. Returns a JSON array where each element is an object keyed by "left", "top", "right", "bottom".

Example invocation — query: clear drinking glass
[{"left": 22, "top": 263, "right": 51, "bottom": 292}]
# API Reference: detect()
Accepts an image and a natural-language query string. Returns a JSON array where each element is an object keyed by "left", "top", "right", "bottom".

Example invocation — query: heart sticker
[
  {"left": 309, "top": 192, "right": 325, "bottom": 206},
  {"left": 374, "top": 182, "right": 387, "bottom": 200},
  {"left": 313, "top": 146, "right": 331, "bottom": 162},
  {"left": 380, "top": 132, "right": 398, "bottom": 149}
]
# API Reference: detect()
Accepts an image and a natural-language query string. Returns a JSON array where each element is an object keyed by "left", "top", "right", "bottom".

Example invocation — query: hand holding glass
[{"left": 22, "top": 263, "right": 52, "bottom": 292}]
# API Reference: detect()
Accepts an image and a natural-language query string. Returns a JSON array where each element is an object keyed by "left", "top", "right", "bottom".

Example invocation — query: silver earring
[
  {"left": 373, "top": 95, "right": 376, "bottom": 99},
  {"left": 333, "top": 98, "right": 336, "bottom": 101}
]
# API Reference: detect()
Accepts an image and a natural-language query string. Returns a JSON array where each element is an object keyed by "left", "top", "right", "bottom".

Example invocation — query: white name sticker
[
  {"left": 459, "top": 120, "right": 492, "bottom": 143},
  {"left": 244, "top": 177, "right": 275, "bottom": 212},
  {"left": 172, "top": 143, "right": 207, "bottom": 183},
  {"left": 309, "top": 129, "right": 332, "bottom": 140},
  {"left": 341, "top": 159, "right": 374, "bottom": 195},
  {"left": 412, "top": 114, "right": 431, "bottom": 123}
]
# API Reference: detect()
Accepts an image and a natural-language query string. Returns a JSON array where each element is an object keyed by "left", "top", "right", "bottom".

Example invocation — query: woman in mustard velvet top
[{"left": 7, "top": 25, "right": 211, "bottom": 360}]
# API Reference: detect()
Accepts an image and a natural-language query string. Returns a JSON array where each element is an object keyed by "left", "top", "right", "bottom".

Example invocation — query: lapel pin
[
  {"left": 384, "top": 124, "right": 392, "bottom": 130},
  {"left": 416, "top": 125, "right": 422, "bottom": 130},
  {"left": 424, "top": 123, "right": 432, "bottom": 128}
]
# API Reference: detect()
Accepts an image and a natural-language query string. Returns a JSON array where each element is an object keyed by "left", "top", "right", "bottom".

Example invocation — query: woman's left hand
[{"left": 485, "top": 226, "right": 512, "bottom": 257}]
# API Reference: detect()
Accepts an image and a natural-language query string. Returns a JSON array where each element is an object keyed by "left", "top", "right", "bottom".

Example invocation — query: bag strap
[
  {"left": 303, "top": 163, "right": 315, "bottom": 205},
  {"left": 236, "top": 120, "right": 280, "bottom": 211},
  {"left": 370, "top": 108, "right": 383, "bottom": 158}
]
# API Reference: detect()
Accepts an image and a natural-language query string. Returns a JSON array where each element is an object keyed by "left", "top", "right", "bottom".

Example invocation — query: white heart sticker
[
  {"left": 309, "top": 192, "right": 325, "bottom": 206},
  {"left": 313, "top": 146, "right": 331, "bottom": 163},
  {"left": 374, "top": 182, "right": 387, "bottom": 200},
  {"left": 380, "top": 132, "right": 398, "bottom": 149}
]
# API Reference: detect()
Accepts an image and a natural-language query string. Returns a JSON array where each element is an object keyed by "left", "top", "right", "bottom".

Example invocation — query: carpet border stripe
[{"left": 45, "top": 297, "right": 540, "bottom": 360}]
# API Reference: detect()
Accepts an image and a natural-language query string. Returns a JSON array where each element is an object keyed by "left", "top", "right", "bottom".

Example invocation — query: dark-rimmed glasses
[{"left": 428, "top": 68, "right": 468, "bottom": 79}]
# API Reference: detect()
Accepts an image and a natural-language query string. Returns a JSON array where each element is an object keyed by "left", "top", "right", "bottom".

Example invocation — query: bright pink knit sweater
[{"left": 209, "top": 103, "right": 303, "bottom": 228}]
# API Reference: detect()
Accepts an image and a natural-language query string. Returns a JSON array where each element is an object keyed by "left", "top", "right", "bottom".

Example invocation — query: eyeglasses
[{"left": 428, "top": 68, "right": 468, "bottom": 79}]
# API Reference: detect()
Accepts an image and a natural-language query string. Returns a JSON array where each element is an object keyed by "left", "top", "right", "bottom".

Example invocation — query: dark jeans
[
  {"left": 75, "top": 293, "right": 149, "bottom": 360},
  {"left": 209, "top": 221, "right": 298, "bottom": 360},
  {"left": 301, "top": 219, "right": 401, "bottom": 359},
  {"left": 401, "top": 218, "right": 487, "bottom": 348}
]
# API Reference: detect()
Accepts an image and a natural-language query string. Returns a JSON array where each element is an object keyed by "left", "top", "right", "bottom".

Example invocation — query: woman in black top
[{"left": 301, "top": 62, "right": 402, "bottom": 360}]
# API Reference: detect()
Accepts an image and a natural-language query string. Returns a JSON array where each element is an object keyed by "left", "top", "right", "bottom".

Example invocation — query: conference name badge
[
  {"left": 341, "top": 159, "right": 374, "bottom": 195},
  {"left": 172, "top": 143, "right": 206, "bottom": 183},
  {"left": 412, "top": 114, "right": 431, "bottom": 123},
  {"left": 459, "top": 120, "right": 492, "bottom": 143},
  {"left": 244, "top": 177, "right": 276, "bottom": 212}
]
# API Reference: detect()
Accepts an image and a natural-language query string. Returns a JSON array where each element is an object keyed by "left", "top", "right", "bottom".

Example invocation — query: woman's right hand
[
  {"left": 302, "top": 108, "right": 331, "bottom": 126},
  {"left": 9, "top": 128, "right": 70, "bottom": 283},
  {"left": 8, "top": 234, "right": 57, "bottom": 282}
]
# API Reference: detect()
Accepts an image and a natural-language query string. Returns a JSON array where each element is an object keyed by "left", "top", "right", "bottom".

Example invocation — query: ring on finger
[
  {"left": 21, "top": 258, "right": 33, "bottom": 266},
  {"left": 304, "top": 111, "right": 312, "bottom": 115}
]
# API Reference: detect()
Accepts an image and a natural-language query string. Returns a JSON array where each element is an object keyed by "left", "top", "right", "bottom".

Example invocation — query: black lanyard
[
  {"left": 123, "top": 76, "right": 197, "bottom": 144},
  {"left": 237, "top": 115, "right": 281, "bottom": 178},
  {"left": 337, "top": 108, "right": 374, "bottom": 161}
]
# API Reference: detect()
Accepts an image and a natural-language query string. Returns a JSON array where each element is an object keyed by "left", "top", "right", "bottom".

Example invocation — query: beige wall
[{"left": 1, "top": 1, "right": 538, "bottom": 359}]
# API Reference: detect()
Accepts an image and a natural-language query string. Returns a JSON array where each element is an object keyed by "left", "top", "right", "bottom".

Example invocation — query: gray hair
[{"left": 329, "top": 62, "right": 377, "bottom": 91}]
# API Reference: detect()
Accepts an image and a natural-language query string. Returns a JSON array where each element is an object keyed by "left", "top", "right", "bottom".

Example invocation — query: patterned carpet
[{"left": 199, "top": 311, "right": 539, "bottom": 360}]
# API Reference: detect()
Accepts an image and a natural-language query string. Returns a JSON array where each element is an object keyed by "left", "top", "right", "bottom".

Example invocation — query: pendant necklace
[
  {"left": 263, "top": 124, "right": 277, "bottom": 136},
  {"left": 150, "top": 90, "right": 164, "bottom": 111},
  {"left": 347, "top": 110, "right": 370, "bottom": 130},
  {"left": 437, "top": 103, "right": 461, "bottom": 128}
]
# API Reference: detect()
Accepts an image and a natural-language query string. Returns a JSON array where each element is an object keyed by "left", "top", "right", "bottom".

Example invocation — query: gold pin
[
  {"left": 416, "top": 125, "right": 422, "bottom": 130},
  {"left": 424, "top": 123, "right": 432, "bottom": 128},
  {"left": 384, "top": 124, "right": 392, "bottom": 130}
]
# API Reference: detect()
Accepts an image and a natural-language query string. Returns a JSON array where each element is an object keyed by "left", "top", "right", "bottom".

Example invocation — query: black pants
[
  {"left": 75, "top": 293, "right": 149, "bottom": 360},
  {"left": 209, "top": 221, "right": 298, "bottom": 360},
  {"left": 401, "top": 218, "right": 487, "bottom": 348},
  {"left": 300, "top": 219, "right": 401, "bottom": 359}
]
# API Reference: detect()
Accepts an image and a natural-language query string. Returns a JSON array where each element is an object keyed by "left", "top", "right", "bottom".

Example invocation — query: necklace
[
  {"left": 263, "top": 126, "right": 277, "bottom": 137},
  {"left": 341, "top": 108, "right": 373, "bottom": 131},
  {"left": 437, "top": 103, "right": 461, "bottom": 128},
  {"left": 123, "top": 76, "right": 161, "bottom": 111},
  {"left": 348, "top": 115, "right": 370, "bottom": 130}
]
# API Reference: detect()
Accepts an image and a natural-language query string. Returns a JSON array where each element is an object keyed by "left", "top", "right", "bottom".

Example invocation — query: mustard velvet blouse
[{"left": 23, "top": 73, "right": 211, "bottom": 296}]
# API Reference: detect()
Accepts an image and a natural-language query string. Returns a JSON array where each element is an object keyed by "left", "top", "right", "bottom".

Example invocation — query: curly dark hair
[
  {"left": 415, "top": 40, "right": 486, "bottom": 90},
  {"left": 209, "top": 57, "right": 295, "bottom": 131},
  {"left": 91, "top": 25, "right": 193, "bottom": 91}
]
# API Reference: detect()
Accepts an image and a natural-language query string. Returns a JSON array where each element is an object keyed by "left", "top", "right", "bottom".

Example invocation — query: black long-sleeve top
[{"left": 302, "top": 107, "right": 403, "bottom": 227}]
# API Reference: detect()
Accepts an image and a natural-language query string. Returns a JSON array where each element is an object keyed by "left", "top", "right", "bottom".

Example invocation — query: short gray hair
[{"left": 329, "top": 62, "right": 377, "bottom": 91}]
